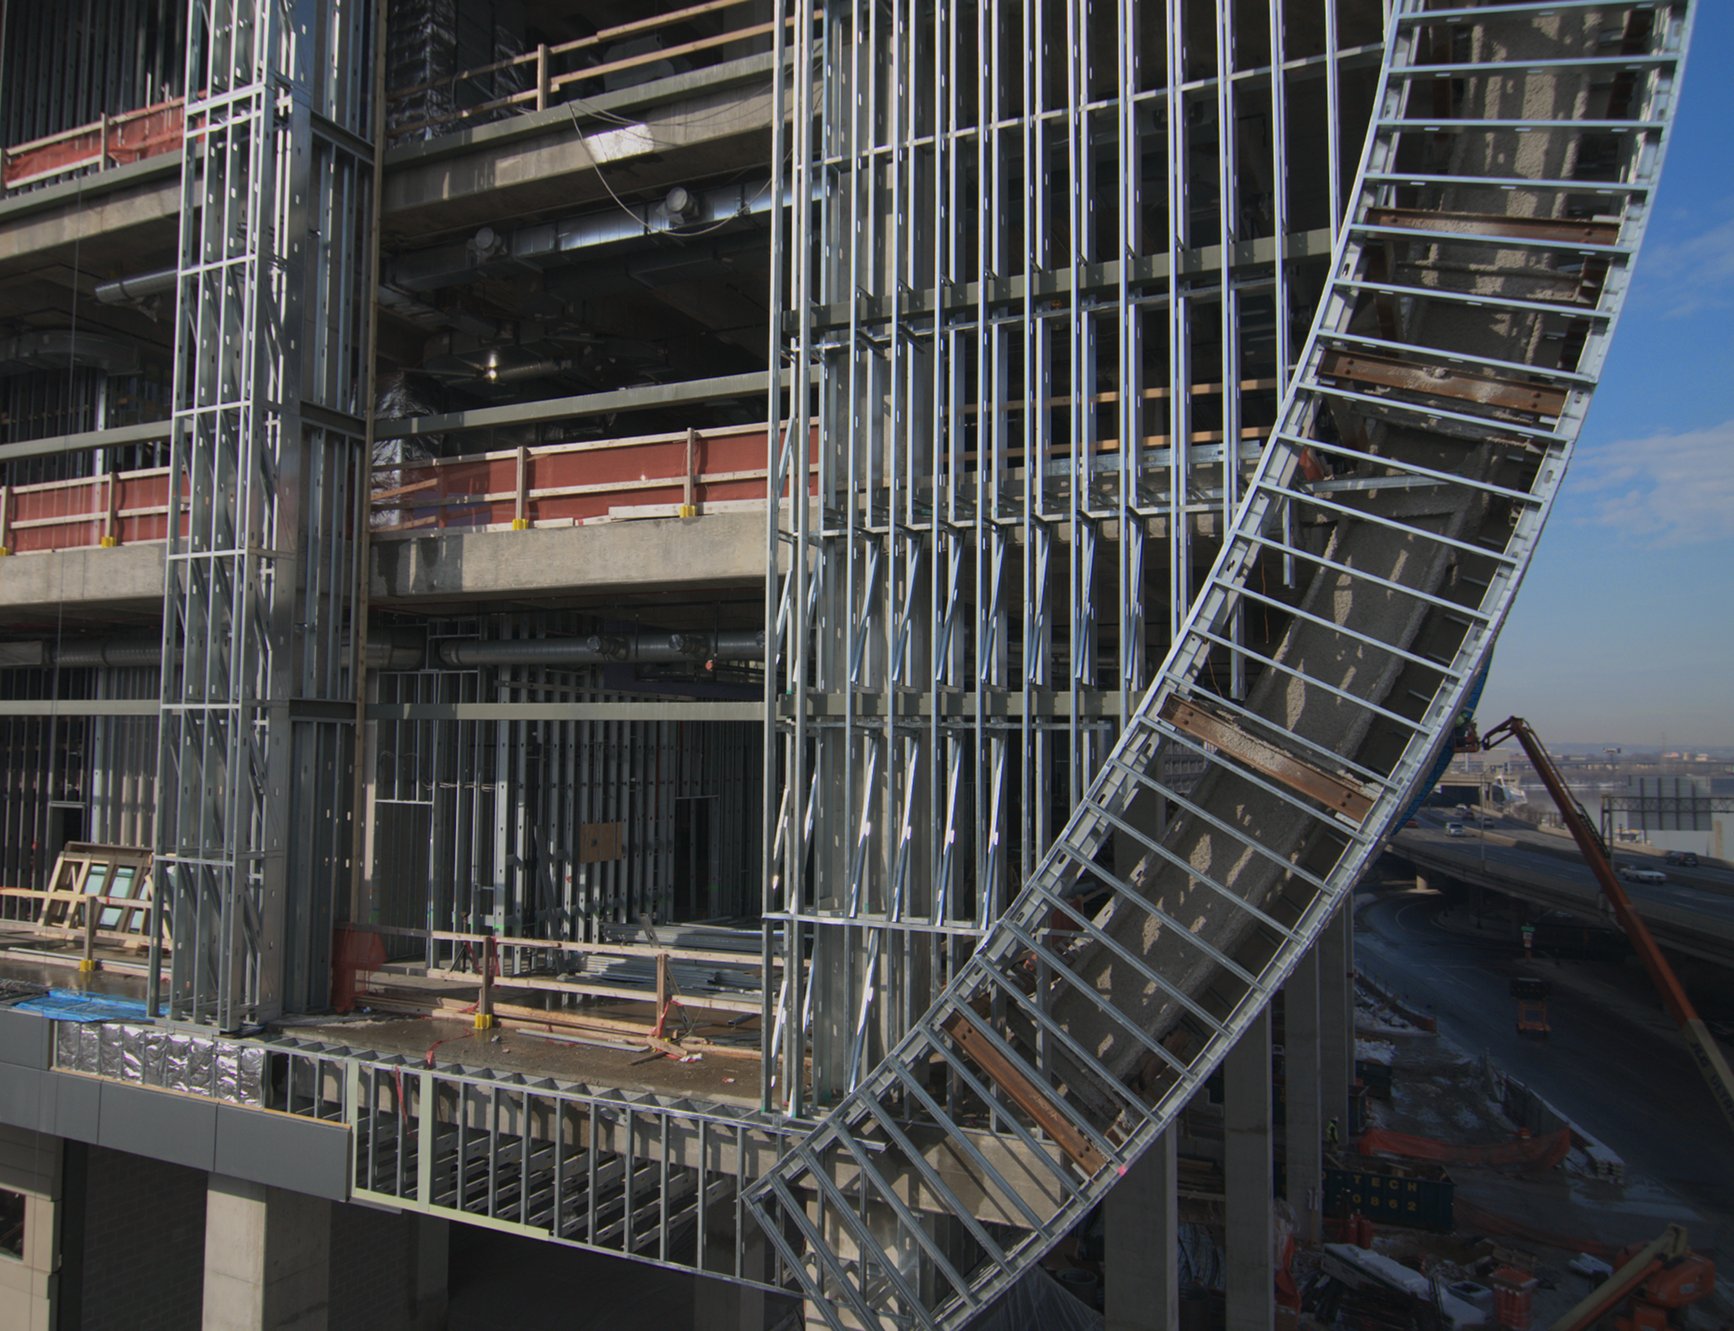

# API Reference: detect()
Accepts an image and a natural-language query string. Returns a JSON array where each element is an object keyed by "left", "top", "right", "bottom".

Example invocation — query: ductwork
[
  {"left": 368, "top": 640, "right": 428, "bottom": 670},
  {"left": 93, "top": 269, "right": 177, "bottom": 306},
  {"left": 99, "top": 269, "right": 507, "bottom": 342},
  {"left": 436, "top": 630, "right": 765, "bottom": 669},
  {"left": 386, "top": 180, "right": 774, "bottom": 294},
  {"left": 375, "top": 284, "right": 502, "bottom": 340},
  {"left": 49, "top": 641, "right": 166, "bottom": 669},
  {"left": 1, "top": 630, "right": 763, "bottom": 673},
  {"left": 0, "top": 638, "right": 425, "bottom": 671}
]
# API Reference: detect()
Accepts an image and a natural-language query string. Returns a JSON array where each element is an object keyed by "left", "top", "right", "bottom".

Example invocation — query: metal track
[{"left": 748, "top": 2, "right": 1693, "bottom": 1325}]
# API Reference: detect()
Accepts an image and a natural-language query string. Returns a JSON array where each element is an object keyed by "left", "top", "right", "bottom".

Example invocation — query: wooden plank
[
  {"left": 549, "top": 20, "right": 779, "bottom": 95},
  {"left": 350, "top": 921, "right": 772, "bottom": 969},
  {"left": 577, "top": 821, "right": 624, "bottom": 863},
  {"left": 425, "top": 967, "right": 761, "bottom": 1015},
  {"left": 1160, "top": 697, "right": 1375, "bottom": 823},
  {"left": 0, "top": 921, "right": 160, "bottom": 949},
  {"left": 1318, "top": 348, "right": 1568, "bottom": 417},
  {"left": 1364, "top": 206, "right": 1622, "bottom": 248},
  {"left": 0, "top": 888, "right": 147, "bottom": 908},
  {"left": 941, "top": 1010, "right": 1106, "bottom": 1175},
  {"left": 655, "top": 952, "right": 672, "bottom": 1037},
  {"left": 28, "top": 844, "right": 154, "bottom": 939}
]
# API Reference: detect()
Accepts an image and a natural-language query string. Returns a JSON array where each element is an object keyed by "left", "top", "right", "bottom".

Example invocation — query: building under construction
[{"left": 0, "top": 0, "right": 1693, "bottom": 1326}]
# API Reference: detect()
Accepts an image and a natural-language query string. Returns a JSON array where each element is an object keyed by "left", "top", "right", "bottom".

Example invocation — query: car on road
[
  {"left": 1619, "top": 866, "right": 1667, "bottom": 884},
  {"left": 1446, "top": 822, "right": 1467, "bottom": 837},
  {"left": 1664, "top": 851, "right": 1700, "bottom": 868}
]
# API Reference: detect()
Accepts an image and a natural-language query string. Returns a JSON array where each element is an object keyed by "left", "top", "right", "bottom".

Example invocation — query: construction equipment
[
  {"left": 1510, "top": 976, "right": 1551, "bottom": 1039},
  {"left": 1478, "top": 718, "right": 1734, "bottom": 1136},
  {"left": 1549, "top": 1224, "right": 1714, "bottom": 1331}
]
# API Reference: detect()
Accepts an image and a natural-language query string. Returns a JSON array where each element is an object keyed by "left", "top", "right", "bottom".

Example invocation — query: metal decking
[{"left": 748, "top": 1, "right": 1693, "bottom": 1326}]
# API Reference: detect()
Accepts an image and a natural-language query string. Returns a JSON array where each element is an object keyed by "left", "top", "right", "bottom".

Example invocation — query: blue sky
[{"left": 1477, "top": 5, "right": 1734, "bottom": 749}]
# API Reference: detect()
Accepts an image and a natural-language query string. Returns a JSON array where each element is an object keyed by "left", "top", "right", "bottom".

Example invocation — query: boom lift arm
[
  {"left": 1477, "top": 717, "right": 1734, "bottom": 1137},
  {"left": 1548, "top": 1224, "right": 1698, "bottom": 1331}
]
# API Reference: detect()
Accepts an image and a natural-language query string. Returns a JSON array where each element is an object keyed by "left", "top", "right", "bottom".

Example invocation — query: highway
[
  {"left": 1389, "top": 812, "right": 1734, "bottom": 967},
  {"left": 1356, "top": 886, "right": 1734, "bottom": 1260}
]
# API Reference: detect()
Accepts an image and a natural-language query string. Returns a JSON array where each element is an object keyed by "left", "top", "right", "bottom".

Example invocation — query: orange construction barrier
[
  {"left": 3, "top": 99, "right": 185, "bottom": 189},
  {"left": 1356, "top": 1126, "right": 1572, "bottom": 1170}
]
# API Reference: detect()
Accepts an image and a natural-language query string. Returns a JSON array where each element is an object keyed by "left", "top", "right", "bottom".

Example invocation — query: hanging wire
[{"left": 562, "top": 100, "right": 774, "bottom": 240}]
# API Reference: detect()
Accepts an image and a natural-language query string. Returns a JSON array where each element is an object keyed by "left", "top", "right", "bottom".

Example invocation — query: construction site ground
[{"left": 1342, "top": 960, "right": 1734, "bottom": 1328}]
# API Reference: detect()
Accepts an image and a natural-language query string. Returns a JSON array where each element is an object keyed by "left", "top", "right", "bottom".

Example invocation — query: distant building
[{"left": 1605, "top": 775, "right": 1726, "bottom": 856}]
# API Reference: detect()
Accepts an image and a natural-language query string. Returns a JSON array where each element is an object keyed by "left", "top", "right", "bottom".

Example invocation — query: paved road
[
  {"left": 1391, "top": 813, "right": 1734, "bottom": 966},
  {"left": 1356, "top": 887, "right": 1734, "bottom": 1257}
]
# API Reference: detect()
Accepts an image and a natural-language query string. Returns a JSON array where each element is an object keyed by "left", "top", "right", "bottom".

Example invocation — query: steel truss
[
  {"left": 755, "top": 1, "right": 1693, "bottom": 1325},
  {"left": 152, "top": 0, "right": 377, "bottom": 1028}
]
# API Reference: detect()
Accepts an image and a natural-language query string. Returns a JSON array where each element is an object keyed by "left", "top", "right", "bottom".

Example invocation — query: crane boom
[{"left": 1479, "top": 717, "right": 1734, "bottom": 1138}]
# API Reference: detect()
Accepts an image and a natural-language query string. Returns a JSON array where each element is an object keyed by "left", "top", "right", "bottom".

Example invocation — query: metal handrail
[{"left": 385, "top": 0, "right": 778, "bottom": 142}]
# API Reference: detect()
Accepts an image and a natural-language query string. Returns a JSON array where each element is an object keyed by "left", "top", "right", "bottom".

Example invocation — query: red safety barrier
[
  {"left": 371, "top": 423, "right": 814, "bottom": 534},
  {"left": 2, "top": 98, "right": 186, "bottom": 189},
  {"left": 0, "top": 469, "right": 176, "bottom": 554},
  {"left": 0, "top": 421, "right": 803, "bottom": 556},
  {"left": 1356, "top": 1126, "right": 1572, "bottom": 1170}
]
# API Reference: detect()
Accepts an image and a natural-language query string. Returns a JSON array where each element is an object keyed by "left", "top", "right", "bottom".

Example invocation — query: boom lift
[
  {"left": 1548, "top": 1224, "right": 1714, "bottom": 1331},
  {"left": 1476, "top": 717, "right": 1734, "bottom": 1137}
]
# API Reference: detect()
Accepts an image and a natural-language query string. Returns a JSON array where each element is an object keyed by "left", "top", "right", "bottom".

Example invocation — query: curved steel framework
[{"left": 752, "top": 1, "right": 1693, "bottom": 1326}]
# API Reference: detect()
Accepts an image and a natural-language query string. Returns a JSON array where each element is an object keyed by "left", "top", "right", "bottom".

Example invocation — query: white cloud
[
  {"left": 1634, "top": 210, "right": 1734, "bottom": 319},
  {"left": 1573, "top": 418, "right": 1734, "bottom": 546}
]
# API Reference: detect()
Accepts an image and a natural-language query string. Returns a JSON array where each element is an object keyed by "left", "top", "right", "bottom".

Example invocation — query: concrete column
[
  {"left": 1284, "top": 947, "right": 1324, "bottom": 1243},
  {"left": 1105, "top": 786, "right": 1180, "bottom": 1331},
  {"left": 0, "top": 1126, "right": 62, "bottom": 1331},
  {"left": 408, "top": 1214, "right": 448, "bottom": 1330},
  {"left": 696, "top": 1273, "right": 767, "bottom": 1331},
  {"left": 1317, "top": 902, "right": 1356, "bottom": 1131},
  {"left": 803, "top": 1205, "right": 883, "bottom": 1331},
  {"left": 1224, "top": 1007, "right": 1274, "bottom": 1331},
  {"left": 1105, "top": 1129, "right": 1178, "bottom": 1331},
  {"left": 698, "top": 1226, "right": 768, "bottom": 1331},
  {"left": 202, "top": 1176, "right": 330, "bottom": 1331}
]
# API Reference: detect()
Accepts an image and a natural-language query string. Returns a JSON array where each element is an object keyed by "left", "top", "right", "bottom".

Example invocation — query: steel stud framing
[
  {"left": 755, "top": 1, "right": 1693, "bottom": 1324},
  {"left": 151, "top": 0, "right": 377, "bottom": 1028}
]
